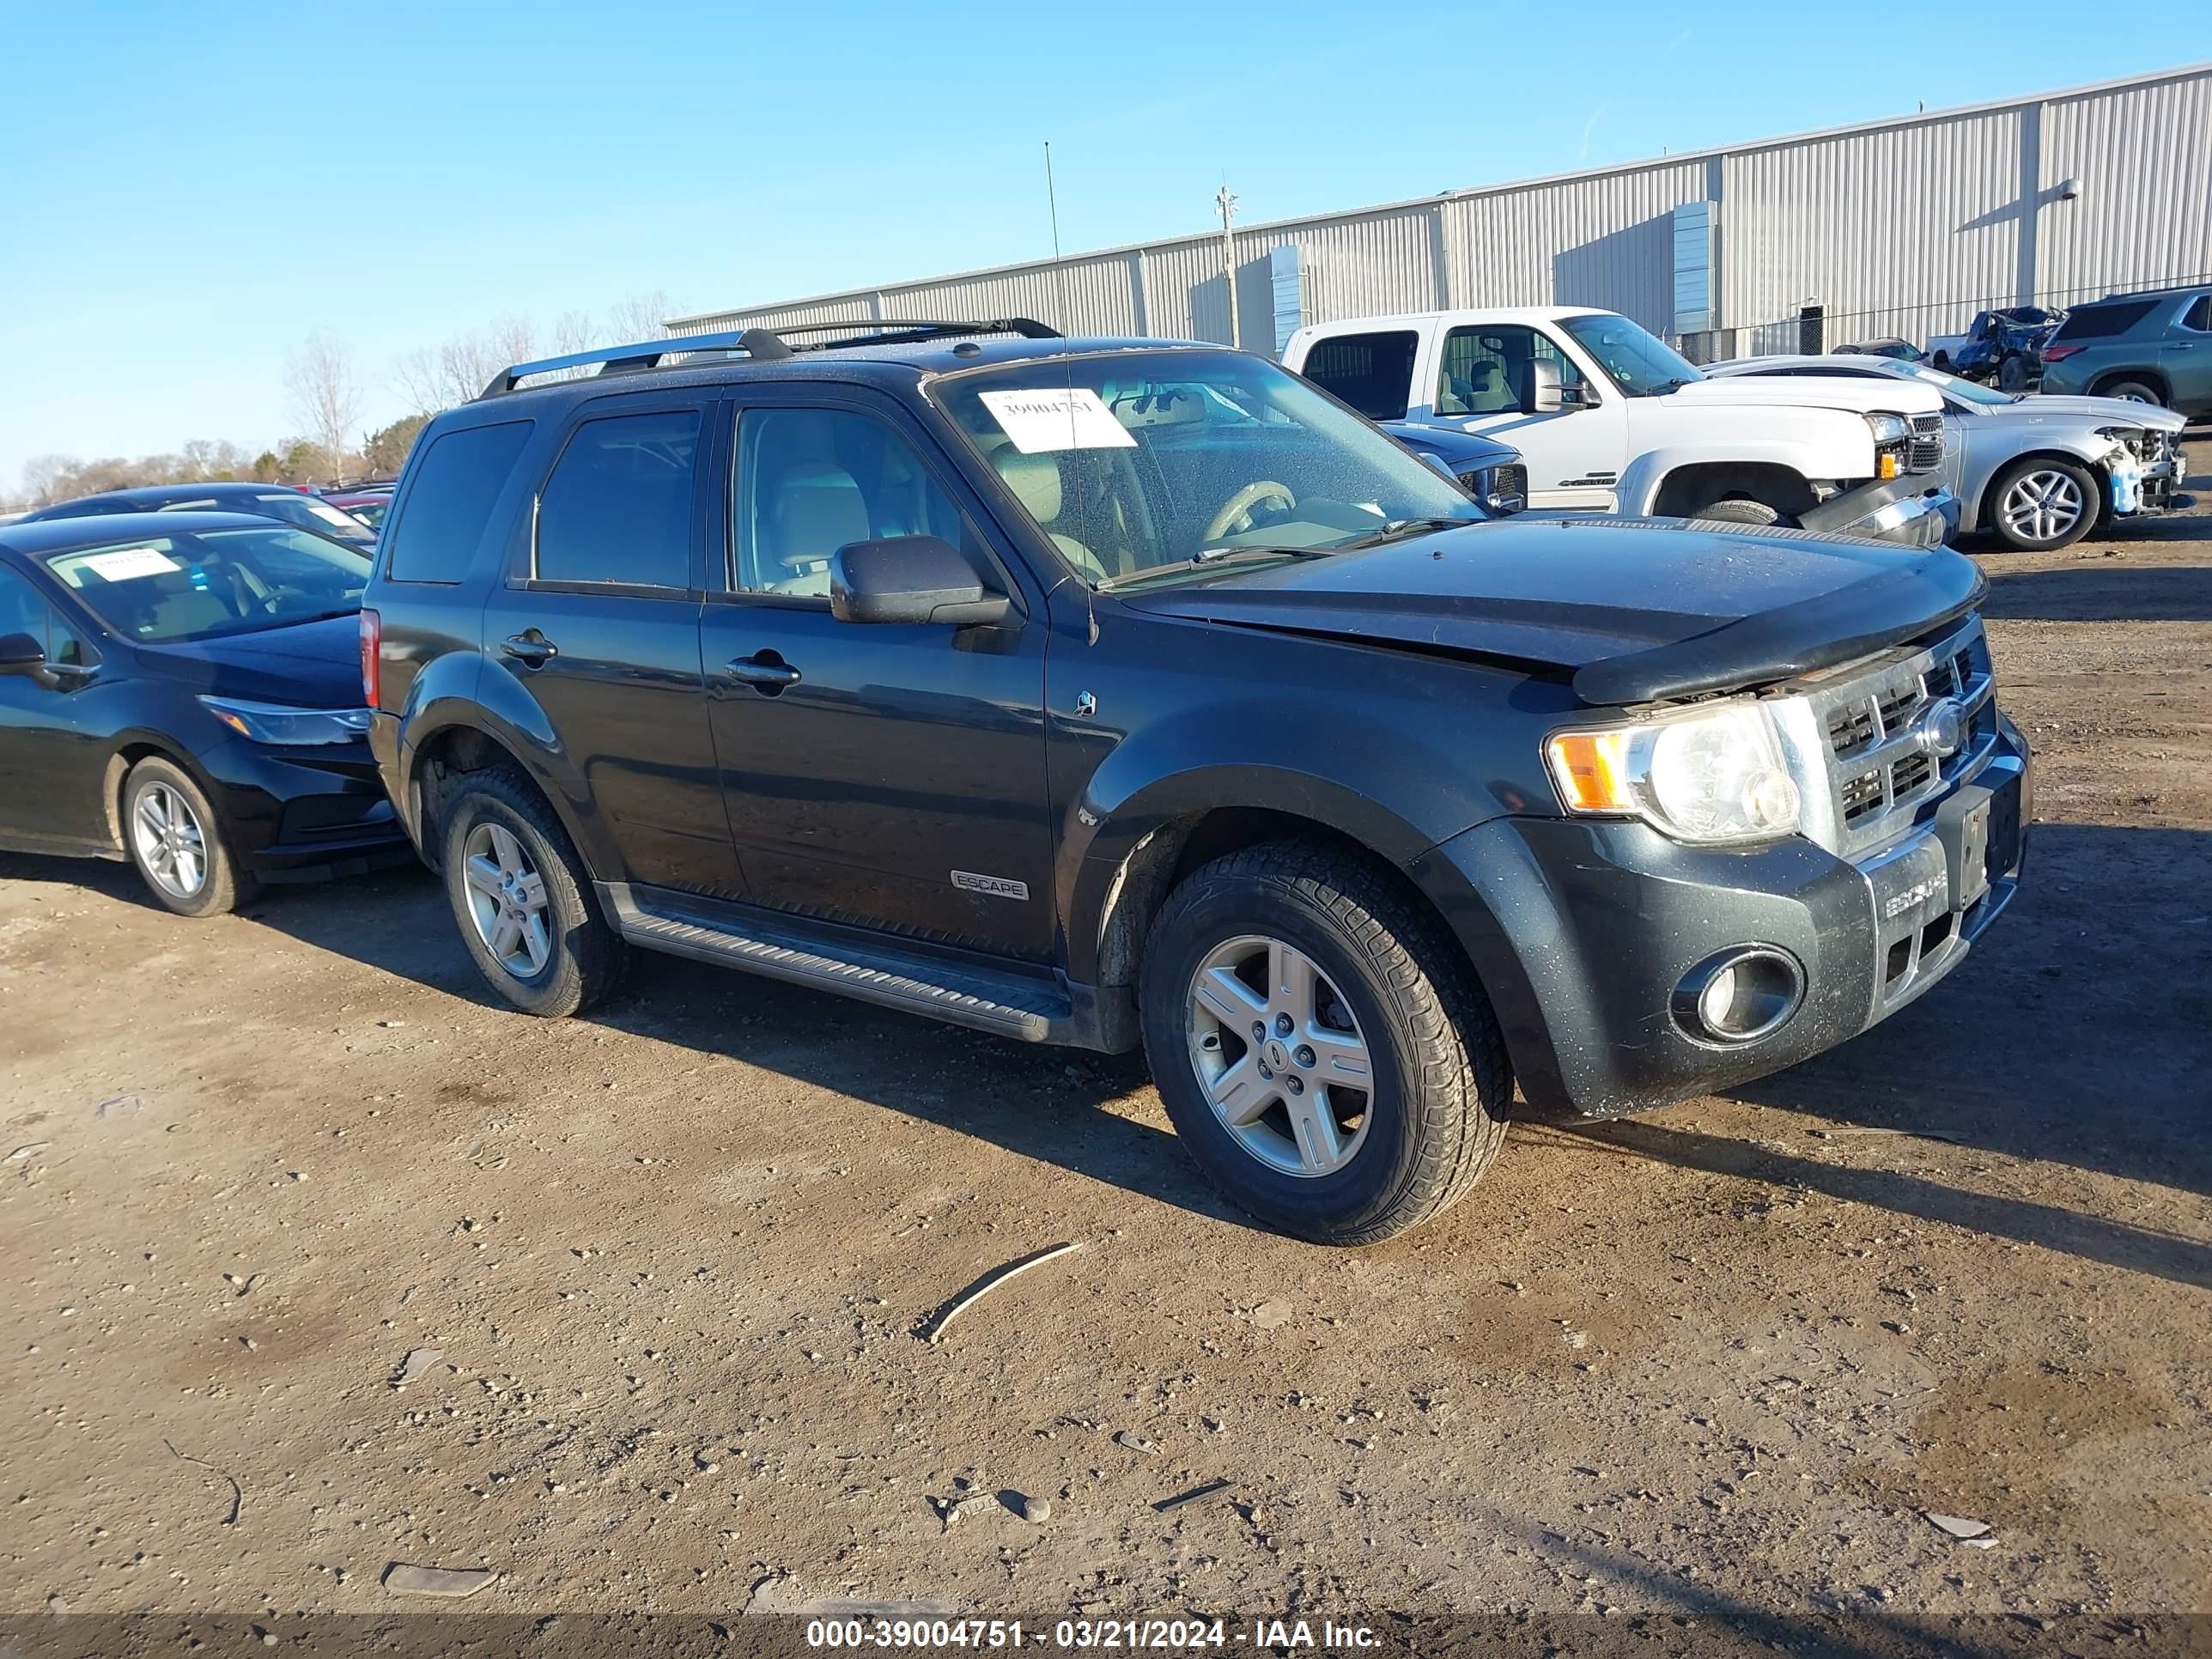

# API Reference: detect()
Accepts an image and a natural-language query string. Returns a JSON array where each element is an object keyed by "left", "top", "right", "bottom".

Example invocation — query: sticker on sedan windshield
[
  {"left": 79, "top": 547, "right": 182, "bottom": 581},
  {"left": 978, "top": 387, "right": 1139, "bottom": 454}
]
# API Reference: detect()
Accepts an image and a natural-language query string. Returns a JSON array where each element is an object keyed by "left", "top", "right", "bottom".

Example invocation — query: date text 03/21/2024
[{"left": 803, "top": 1618, "right": 1381, "bottom": 1650}]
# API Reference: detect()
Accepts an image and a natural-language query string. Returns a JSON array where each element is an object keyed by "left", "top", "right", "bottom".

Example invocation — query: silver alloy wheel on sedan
[
  {"left": 1996, "top": 466, "right": 2087, "bottom": 544},
  {"left": 1186, "top": 934, "right": 1373, "bottom": 1178},
  {"left": 131, "top": 781, "right": 209, "bottom": 899},
  {"left": 462, "top": 822, "right": 553, "bottom": 979}
]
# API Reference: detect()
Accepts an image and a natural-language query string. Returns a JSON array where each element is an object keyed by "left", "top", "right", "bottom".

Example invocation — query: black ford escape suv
[{"left": 363, "top": 320, "right": 2031, "bottom": 1245}]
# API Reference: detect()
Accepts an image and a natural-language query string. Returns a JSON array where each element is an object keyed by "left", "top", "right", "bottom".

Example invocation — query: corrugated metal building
[{"left": 669, "top": 64, "right": 2212, "bottom": 362}]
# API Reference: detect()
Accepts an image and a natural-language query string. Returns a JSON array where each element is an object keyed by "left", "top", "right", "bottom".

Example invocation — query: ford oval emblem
[{"left": 1915, "top": 700, "right": 1966, "bottom": 760}]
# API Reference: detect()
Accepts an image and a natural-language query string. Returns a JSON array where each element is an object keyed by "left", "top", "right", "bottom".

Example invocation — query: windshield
[
  {"left": 336, "top": 497, "right": 391, "bottom": 530},
  {"left": 932, "top": 349, "right": 1481, "bottom": 588},
  {"left": 1905, "top": 365, "right": 2014, "bottom": 409},
  {"left": 250, "top": 491, "right": 378, "bottom": 544},
  {"left": 1556, "top": 313, "right": 1705, "bottom": 397},
  {"left": 40, "top": 526, "right": 371, "bottom": 642}
]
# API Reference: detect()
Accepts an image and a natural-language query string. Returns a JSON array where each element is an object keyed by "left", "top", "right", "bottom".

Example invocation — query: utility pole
[{"left": 1215, "top": 183, "right": 1242, "bottom": 349}]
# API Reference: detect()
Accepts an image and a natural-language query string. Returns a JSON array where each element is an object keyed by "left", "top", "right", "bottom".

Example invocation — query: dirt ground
[{"left": 4, "top": 444, "right": 2209, "bottom": 1658}]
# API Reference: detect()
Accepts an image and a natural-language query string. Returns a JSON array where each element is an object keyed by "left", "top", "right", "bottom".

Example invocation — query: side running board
[{"left": 597, "top": 883, "right": 1073, "bottom": 1044}]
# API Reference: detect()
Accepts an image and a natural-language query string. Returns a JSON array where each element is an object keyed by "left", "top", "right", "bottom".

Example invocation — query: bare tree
[
  {"left": 284, "top": 331, "right": 364, "bottom": 479},
  {"left": 600, "top": 290, "right": 672, "bottom": 344}
]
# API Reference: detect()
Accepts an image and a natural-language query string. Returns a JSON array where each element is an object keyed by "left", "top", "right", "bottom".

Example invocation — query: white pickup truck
[{"left": 1285, "top": 307, "right": 1959, "bottom": 546}]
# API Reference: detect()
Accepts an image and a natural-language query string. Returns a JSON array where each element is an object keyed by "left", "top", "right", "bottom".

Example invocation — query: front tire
[
  {"left": 1687, "top": 497, "right": 1784, "bottom": 528},
  {"left": 1138, "top": 842, "right": 1511, "bottom": 1245},
  {"left": 1988, "top": 456, "right": 2098, "bottom": 551},
  {"left": 1998, "top": 354, "right": 2029, "bottom": 393},
  {"left": 124, "top": 757, "right": 254, "bottom": 917},
  {"left": 439, "top": 768, "right": 629, "bottom": 1018}
]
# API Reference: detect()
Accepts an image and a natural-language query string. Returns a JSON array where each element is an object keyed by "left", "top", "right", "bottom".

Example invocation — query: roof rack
[{"left": 476, "top": 318, "right": 1063, "bottom": 399}]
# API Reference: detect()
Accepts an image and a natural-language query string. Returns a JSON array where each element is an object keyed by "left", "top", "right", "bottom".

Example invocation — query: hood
[
  {"left": 1990, "top": 394, "right": 2187, "bottom": 432},
  {"left": 131, "top": 611, "right": 367, "bottom": 706},
  {"left": 1666, "top": 374, "right": 1944, "bottom": 416},
  {"left": 1377, "top": 421, "right": 1520, "bottom": 468},
  {"left": 1119, "top": 517, "right": 1984, "bottom": 707}
]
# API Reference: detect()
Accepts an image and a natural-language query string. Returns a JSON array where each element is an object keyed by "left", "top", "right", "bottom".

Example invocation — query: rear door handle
[
  {"left": 501, "top": 632, "right": 558, "bottom": 666},
  {"left": 726, "top": 652, "right": 801, "bottom": 690}
]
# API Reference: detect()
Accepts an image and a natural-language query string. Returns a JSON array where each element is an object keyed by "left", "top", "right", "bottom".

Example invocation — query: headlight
[
  {"left": 198, "top": 696, "right": 373, "bottom": 746},
  {"left": 1865, "top": 412, "right": 1911, "bottom": 443},
  {"left": 1545, "top": 702, "right": 1801, "bottom": 845}
]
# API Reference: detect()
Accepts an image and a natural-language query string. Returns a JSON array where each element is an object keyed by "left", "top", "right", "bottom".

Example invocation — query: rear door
[
  {"left": 697, "top": 386, "right": 1055, "bottom": 961},
  {"left": 480, "top": 393, "right": 743, "bottom": 899},
  {"left": 2164, "top": 293, "right": 2212, "bottom": 410}
]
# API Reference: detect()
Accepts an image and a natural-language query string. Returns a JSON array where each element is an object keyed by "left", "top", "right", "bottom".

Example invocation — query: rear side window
[
  {"left": 533, "top": 410, "right": 700, "bottom": 589},
  {"left": 2050, "top": 300, "right": 2157, "bottom": 342},
  {"left": 1300, "top": 330, "right": 1418, "bottom": 420},
  {"left": 382, "top": 420, "right": 534, "bottom": 583}
]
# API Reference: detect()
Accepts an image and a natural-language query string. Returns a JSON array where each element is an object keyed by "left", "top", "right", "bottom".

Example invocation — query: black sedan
[
  {"left": 20, "top": 481, "right": 379, "bottom": 550},
  {"left": 0, "top": 512, "right": 412, "bottom": 915}
]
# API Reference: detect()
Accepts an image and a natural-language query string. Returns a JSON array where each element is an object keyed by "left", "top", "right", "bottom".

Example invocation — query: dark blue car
[{"left": 0, "top": 511, "right": 411, "bottom": 915}]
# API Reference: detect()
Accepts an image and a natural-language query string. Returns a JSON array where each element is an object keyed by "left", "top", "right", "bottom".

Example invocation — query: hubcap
[
  {"left": 461, "top": 822, "right": 552, "bottom": 979},
  {"left": 131, "top": 782, "right": 209, "bottom": 898},
  {"left": 1185, "top": 935, "right": 1372, "bottom": 1178},
  {"left": 1998, "top": 469, "right": 2085, "bottom": 544}
]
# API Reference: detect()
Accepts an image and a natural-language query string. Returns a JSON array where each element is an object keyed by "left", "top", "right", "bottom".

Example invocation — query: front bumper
[
  {"left": 198, "top": 735, "right": 415, "bottom": 883},
  {"left": 1801, "top": 476, "right": 1959, "bottom": 547},
  {"left": 1411, "top": 720, "right": 2031, "bottom": 1117}
]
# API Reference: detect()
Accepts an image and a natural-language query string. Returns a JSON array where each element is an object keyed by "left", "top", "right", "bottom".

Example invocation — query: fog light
[{"left": 1674, "top": 947, "right": 1804, "bottom": 1043}]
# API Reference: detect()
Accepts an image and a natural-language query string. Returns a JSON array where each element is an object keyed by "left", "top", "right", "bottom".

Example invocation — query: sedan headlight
[
  {"left": 1546, "top": 702, "right": 1801, "bottom": 845},
  {"left": 198, "top": 696, "right": 374, "bottom": 746},
  {"left": 1864, "top": 411, "right": 1911, "bottom": 443}
]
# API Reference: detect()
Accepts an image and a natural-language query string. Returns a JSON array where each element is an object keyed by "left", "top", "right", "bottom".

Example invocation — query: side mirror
[
  {"left": 0, "top": 632, "right": 47, "bottom": 677},
  {"left": 1526, "top": 358, "right": 1564, "bottom": 415},
  {"left": 830, "top": 536, "right": 1011, "bottom": 627}
]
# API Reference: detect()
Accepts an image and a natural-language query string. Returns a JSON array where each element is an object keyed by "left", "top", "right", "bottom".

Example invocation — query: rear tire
[
  {"left": 1987, "top": 456, "right": 2098, "bottom": 551},
  {"left": 2098, "top": 378, "right": 2165, "bottom": 406},
  {"left": 1138, "top": 841, "right": 1511, "bottom": 1245},
  {"left": 123, "top": 757, "right": 255, "bottom": 918},
  {"left": 1687, "top": 497, "right": 1784, "bottom": 528},
  {"left": 439, "top": 767, "right": 629, "bottom": 1018}
]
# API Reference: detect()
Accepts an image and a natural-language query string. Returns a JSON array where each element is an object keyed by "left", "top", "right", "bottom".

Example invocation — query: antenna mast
[{"left": 1215, "top": 183, "right": 1242, "bottom": 349}]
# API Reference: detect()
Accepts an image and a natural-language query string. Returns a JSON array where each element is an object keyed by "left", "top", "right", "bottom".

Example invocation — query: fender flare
[{"left": 1618, "top": 438, "right": 1844, "bottom": 518}]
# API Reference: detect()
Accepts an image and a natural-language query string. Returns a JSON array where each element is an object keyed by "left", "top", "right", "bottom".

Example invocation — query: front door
[
  {"left": 1434, "top": 323, "right": 1626, "bottom": 507},
  {"left": 0, "top": 562, "right": 107, "bottom": 849},
  {"left": 699, "top": 392, "right": 1055, "bottom": 962},
  {"left": 480, "top": 396, "right": 743, "bottom": 899}
]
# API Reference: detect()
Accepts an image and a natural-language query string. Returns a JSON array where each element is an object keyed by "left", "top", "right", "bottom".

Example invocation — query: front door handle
[
  {"left": 726, "top": 652, "right": 801, "bottom": 691},
  {"left": 501, "top": 632, "right": 557, "bottom": 666}
]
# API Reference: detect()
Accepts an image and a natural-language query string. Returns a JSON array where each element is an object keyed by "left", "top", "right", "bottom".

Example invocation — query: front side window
[
  {"left": 383, "top": 420, "right": 535, "bottom": 584},
  {"left": 534, "top": 410, "right": 700, "bottom": 589},
  {"left": 1299, "top": 331, "right": 1418, "bottom": 420},
  {"left": 933, "top": 349, "right": 1480, "bottom": 590},
  {"left": 0, "top": 564, "right": 87, "bottom": 666},
  {"left": 40, "top": 527, "right": 369, "bottom": 643},
  {"left": 732, "top": 408, "right": 968, "bottom": 597},
  {"left": 1556, "top": 313, "right": 1703, "bottom": 397},
  {"left": 1437, "top": 325, "right": 1587, "bottom": 415}
]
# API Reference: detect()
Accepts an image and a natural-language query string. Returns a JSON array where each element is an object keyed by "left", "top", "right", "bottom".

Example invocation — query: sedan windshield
[
  {"left": 40, "top": 526, "right": 371, "bottom": 642},
  {"left": 251, "top": 492, "right": 380, "bottom": 544},
  {"left": 1557, "top": 313, "right": 1705, "bottom": 397},
  {"left": 932, "top": 349, "right": 1481, "bottom": 588},
  {"left": 1905, "top": 365, "right": 2016, "bottom": 409}
]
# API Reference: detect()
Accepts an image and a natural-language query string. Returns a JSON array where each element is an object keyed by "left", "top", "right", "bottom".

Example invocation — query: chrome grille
[
  {"left": 1907, "top": 413, "right": 1944, "bottom": 473},
  {"left": 1772, "top": 616, "right": 1998, "bottom": 858}
]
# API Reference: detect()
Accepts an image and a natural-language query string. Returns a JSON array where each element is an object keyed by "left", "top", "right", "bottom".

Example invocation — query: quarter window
[
  {"left": 2182, "top": 295, "right": 2212, "bottom": 332},
  {"left": 535, "top": 410, "right": 700, "bottom": 589},
  {"left": 1437, "top": 325, "right": 1586, "bottom": 415},
  {"left": 1300, "top": 331, "right": 1418, "bottom": 420},
  {"left": 383, "top": 420, "right": 535, "bottom": 584},
  {"left": 731, "top": 408, "right": 967, "bottom": 597}
]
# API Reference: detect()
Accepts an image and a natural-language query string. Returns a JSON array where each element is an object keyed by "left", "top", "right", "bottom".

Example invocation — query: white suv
[{"left": 1286, "top": 307, "right": 1958, "bottom": 546}]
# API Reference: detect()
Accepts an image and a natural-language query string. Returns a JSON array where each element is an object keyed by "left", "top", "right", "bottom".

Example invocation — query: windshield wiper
[
  {"left": 1093, "top": 544, "right": 1336, "bottom": 592},
  {"left": 1337, "top": 514, "right": 1484, "bottom": 549}
]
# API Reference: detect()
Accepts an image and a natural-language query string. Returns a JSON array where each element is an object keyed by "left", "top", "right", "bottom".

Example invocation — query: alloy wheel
[
  {"left": 1997, "top": 468, "right": 2086, "bottom": 544},
  {"left": 1185, "top": 934, "right": 1373, "bottom": 1178},
  {"left": 462, "top": 821, "right": 553, "bottom": 979},
  {"left": 131, "top": 782, "right": 209, "bottom": 899}
]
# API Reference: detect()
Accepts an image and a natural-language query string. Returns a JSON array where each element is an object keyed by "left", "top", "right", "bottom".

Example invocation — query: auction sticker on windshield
[
  {"left": 75, "top": 547, "right": 182, "bottom": 582},
  {"left": 978, "top": 387, "right": 1138, "bottom": 454}
]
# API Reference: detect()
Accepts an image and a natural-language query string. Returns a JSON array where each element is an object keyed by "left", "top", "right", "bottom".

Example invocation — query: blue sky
[{"left": 0, "top": 2, "right": 2203, "bottom": 485}]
